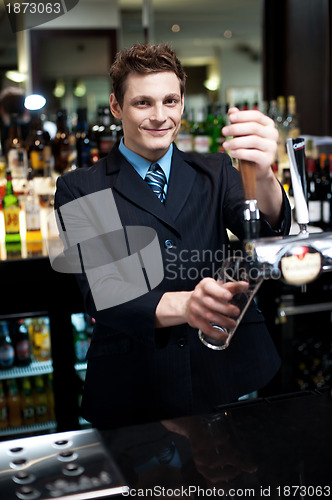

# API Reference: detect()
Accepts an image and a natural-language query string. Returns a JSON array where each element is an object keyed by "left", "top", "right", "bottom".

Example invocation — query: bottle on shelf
[
  {"left": 6, "top": 378, "right": 23, "bottom": 428},
  {"left": 0, "top": 380, "right": 9, "bottom": 429},
  {"left": 29, "top": 318, "right": 51, "bottom": 362},
  {"left": 25, "top": 168, "right": 43, "bottom": 257},
  {"left": 210, "top": 102, "right": 226, "bottom": 153},
  {"left": 52, "top": 109, "right": 71, "bottom": 174},
  {"left": 2, "top": 169, "right": 21, "bottom": 258},
  {"left": 72, "top": 313, "right": 89, "bottom": 363},
  {"left": 191, "top": 108, "right": 210, "bottom": 153},
  {"left": 0, "top": 138, "right": 6, "bottom": 183},
  {"left": 268, "top": 99, "right": 278, "bottom": 123},
  {"left": 45, "top": 373, "right": 55, "bottom": 421},
  {"left": 318, "top": 153, "right": 331, "bottom": 230},
  {"left": 33, "top": 375, "right": 49, "bottom": 423},
  {"left": 175, "top": 110, "right": 192, "bottom": 152},
  {"left": 21, "top": 377, "right": 35, "bottom": 426},
  {"left": 25, "top": 113, "right": 51, "bottom": 177},
  {"left": 13, "top": 319, "right": 32, "bottom": 367},
  {"left": 275, "top": 96, "right": 288, "bottom": 165},
  {"left": 76, "top": 108, "right": 92, "bottom": 168},
  {"left": 285, "top": 95, "right": 300, "bottom": 139},
  {"left": 306, "top": 157, "right": 322, "bottom": 228},
  {"left": 328, "top": 155, "right": 332, "bottom": 231},
  {"left": 92, "top": 106, "right": 116, "bottom": 158},
  {"left": 5, "top": 114, "right": 28, "bottom": 181},
  {"left": 0, "top": 321, "right": 15, "bottom": 370}
]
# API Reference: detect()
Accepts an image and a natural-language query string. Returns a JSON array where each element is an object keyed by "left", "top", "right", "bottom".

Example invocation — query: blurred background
[{"left": 0, "top": 0, "right": 263, "bottom": 121}]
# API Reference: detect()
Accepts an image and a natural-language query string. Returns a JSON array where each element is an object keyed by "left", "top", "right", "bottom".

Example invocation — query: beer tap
[
  {"left": 239, "top": 159, "right": 260, "bottom": 241},
  {"left": 244, "top": 137, "right": 332, "bottom": 287}
]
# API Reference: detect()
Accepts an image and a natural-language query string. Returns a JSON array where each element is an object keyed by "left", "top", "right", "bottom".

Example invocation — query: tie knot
[{"left": 149, "top": 162, "right": 161, "bottom": 173}]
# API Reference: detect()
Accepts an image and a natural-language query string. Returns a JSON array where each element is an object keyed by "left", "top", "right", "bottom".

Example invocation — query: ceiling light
[
  {"left": 24, "top": 94, "right": 46, "bottom": 111},
  {"left": 73, "top": 80, "right": 87, "bottom": 98},
  {"left": 171, "top": 24, "right": 181, "bottom": 33},
  {"left": 5, "top": 71, "right": 27, "bottom": 83},
  {"left": 53, "top": 79, "right": 66, "bottom": 98},
  {"left": 204, "top": 77, "right": 220, "bottom": 91},
  {"left": 224, "top": 30, "right": 233, "bottom": 39}
]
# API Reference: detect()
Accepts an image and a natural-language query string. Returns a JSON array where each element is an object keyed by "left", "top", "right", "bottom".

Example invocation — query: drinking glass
[{"left": 198, "top": 256, "right": 263, "bottom": 350}]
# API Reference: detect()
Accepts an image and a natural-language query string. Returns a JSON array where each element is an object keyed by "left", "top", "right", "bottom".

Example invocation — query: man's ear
[{"left": 110, "top": 93, "right": 122, "bottom": 119}]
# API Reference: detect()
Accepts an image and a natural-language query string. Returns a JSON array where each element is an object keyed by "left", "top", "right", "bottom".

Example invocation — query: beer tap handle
[
  {"left": 239, "top": 160, "right": 260, "bottom": 240},
  {"left": 286, "top": 138, "right": 309, "bottom": 233}
]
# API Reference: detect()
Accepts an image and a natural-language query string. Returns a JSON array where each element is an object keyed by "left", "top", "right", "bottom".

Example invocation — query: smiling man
[{"left": 55, "top": 43, "right": 291, "bottom": 429}]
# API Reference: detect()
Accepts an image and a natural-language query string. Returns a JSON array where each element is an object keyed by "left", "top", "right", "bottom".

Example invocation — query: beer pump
[
  {"left": 239, "top": 159, "right": 260, "bottom": 241},
  {"left": 243, "top": 138, "right": 332, "bottom": 287}
]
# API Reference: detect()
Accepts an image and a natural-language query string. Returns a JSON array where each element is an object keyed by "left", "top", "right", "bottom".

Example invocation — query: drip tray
[{"left": 0, "top": 428, "right": 129, "bottom": 500}]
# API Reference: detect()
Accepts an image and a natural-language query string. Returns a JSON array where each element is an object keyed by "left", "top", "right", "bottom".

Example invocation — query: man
[{"left": 55, "top": 43, "right": 291, "bottom": 429}]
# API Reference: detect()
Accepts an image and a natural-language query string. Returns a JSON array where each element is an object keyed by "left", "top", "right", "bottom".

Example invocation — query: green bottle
[
  {"left": 2, "top": 170, "right": 21, "bottom": 258},
  {"left": 210, "top": 103, "right": 226, "bottom": 153}
]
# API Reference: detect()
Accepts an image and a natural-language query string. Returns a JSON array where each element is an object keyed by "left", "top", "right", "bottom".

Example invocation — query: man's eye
[
  {"left": 136, "top": 100, "right": 148, "bottom": 106},
  {"left": 165, "top": 99, "right": 178, "bottom": 105}
]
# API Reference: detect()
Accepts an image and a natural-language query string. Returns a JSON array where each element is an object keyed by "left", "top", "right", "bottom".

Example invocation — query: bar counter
[{"left": 1, "top": 388, "right": 331, "bottom": 499}]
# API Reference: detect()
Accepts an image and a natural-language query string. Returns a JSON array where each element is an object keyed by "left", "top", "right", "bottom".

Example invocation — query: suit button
[
  {"left": 177, "top": 338, "right": 186, "bottom": 348},
  {"left": 164, "top": 239, "right": 174, "bottom": 249}
]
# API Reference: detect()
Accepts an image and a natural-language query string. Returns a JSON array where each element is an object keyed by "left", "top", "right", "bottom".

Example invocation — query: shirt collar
[{"left": 119, "top": 138, "right": 172, "bottom": 183}]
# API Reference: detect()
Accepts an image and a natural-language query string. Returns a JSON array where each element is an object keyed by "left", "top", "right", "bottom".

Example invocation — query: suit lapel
[{"left": 165, "top": 145, "right": 197, "bottom": 222}]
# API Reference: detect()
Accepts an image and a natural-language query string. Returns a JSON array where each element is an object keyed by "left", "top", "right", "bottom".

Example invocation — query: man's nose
[{"left": 150, "top": 104, "right": 166, "bottom": 121}]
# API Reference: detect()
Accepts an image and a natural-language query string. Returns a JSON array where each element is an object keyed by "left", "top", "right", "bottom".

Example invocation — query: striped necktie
[{"left": 145, "top": 163, "right": 167, "bottom": 203}]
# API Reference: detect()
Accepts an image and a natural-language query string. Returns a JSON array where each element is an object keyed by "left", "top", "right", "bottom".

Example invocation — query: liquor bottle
[
  {"left": 33, "top": 376, "right": 49, "bottom": 423},
  {"left": 0, "top": 380, "right": 8, "bottom": 429},
  {"left": 210, "top": 102, "right": 226, "bottom": 153},
  {"left": 31, "top": 318, "right": 51, "bottom": 362},
  {"left": 285, "top": 95, "right": 300, "bottom": 139},
  {"left": 25, "top": 168, "right": 43, "bottom": 257},
  {"left": 268, "top": 99, "right": 278, "bottom": 123},
  {"left": 191, "top": 108, "right": 210, "bottom": 153},
  {"left": 89, "top": 147, "right": 100, "bottom": 165},
  {"left": 75, "top": 108, "right": 91, "bottom": 168},
  {"left": 93, "top": 106, "right": 116, "bottom": 158},
  {"left": 306, "top": 158, "right": 322, "bottom": 227},
  {"left": 45, "top": 373, "right": 55, "bottom": 421},
  {"left": 21, "top": 377, "right": 35, "bottom": 426},
  {"left": 176, "top": 110, "right": 192, "bottom": 152},
  {"left": 0, "top": 139, "right": 6, "bottom": 182},
  {"left": 52, "top": 109, "right": 70, "bottom": 174},
  {"left": 5, "top": 114, "right": 28, "bottom": 180},
  {"left": 13, "top": 319, "right": 31, "bottom": 367},
  {"left": 73, "top": 314, "right": 89, "bottom": 363},
  {"left": 328, "top": 155, "right": 332, "bottom": 231},
  {"left": 2, "top": 170, "right": 21, "bottom": 258},
  {"left": 26, "top": 113, "right": 50, "bottom": 177},
  {"left": 275, "top": 96, "right": 288, "bottom": 165},
  {"left": 319, "top": 154, "right": 331, "bottom": 230},
  {"left": 6, "top": 378, "right": 22, "bottom": 427},
  {"left": 0, "top": 321, "right": 15, "bottom": 369}
]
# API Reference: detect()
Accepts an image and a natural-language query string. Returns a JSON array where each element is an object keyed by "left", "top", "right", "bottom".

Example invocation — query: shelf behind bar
[
  {"left": 0, "top": 310, "right": 49, "bottom": 320},
  {"left": 0, "top": 420, "right": 57, "bottom": 438},
  {"left": 0, "top": 360, "right": 53, "bottom": 380}
]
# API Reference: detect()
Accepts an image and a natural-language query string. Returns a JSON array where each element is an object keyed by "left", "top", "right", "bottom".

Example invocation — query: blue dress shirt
[{"left": 119, "top": 138, "right": 172, "bottom": 197}]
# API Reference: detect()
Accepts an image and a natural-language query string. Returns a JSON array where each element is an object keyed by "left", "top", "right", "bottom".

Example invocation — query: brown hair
[{"left": 110, "top": 43, "right": 186, "bottom": 108}]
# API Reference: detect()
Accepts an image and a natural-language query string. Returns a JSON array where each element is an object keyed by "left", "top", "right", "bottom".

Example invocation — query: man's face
[{"left": 110, "top": 71, "right": 184, "bottom": 162}]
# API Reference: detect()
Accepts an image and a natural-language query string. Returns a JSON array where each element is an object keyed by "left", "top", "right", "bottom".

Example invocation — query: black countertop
[
  {"left": 102, "top": 388, "right": 332, "bottom": 498},
  {"left": 1, "top": 389, "right": 331, "bottom": 499}
]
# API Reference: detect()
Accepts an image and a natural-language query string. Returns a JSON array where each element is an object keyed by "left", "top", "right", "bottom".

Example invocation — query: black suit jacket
[{"left": 55, "top": 143, "right": 291, "bottom": 429}]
